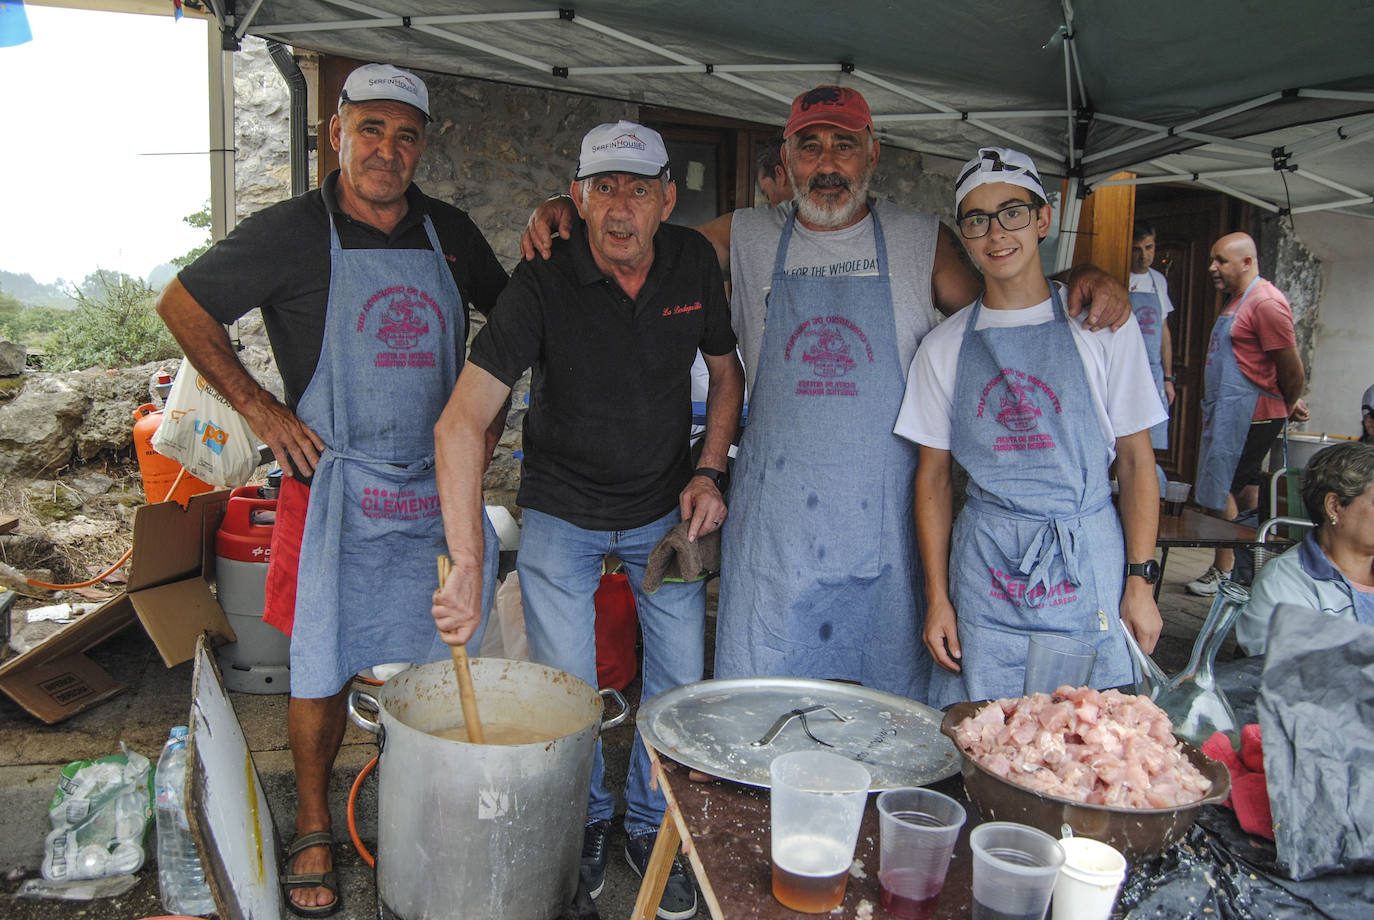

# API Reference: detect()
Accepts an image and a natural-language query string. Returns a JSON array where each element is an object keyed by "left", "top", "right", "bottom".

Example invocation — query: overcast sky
[{"left": 0, "top": 5, "right": 209, "bottom": 286}]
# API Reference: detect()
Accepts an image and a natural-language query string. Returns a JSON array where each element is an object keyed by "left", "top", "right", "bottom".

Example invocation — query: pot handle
[
  {"left": 348, "top": 690, "right": 381, "bottom": 735},
  {"left": 599, "top": 687, "right": 629, "bottom": 731}
]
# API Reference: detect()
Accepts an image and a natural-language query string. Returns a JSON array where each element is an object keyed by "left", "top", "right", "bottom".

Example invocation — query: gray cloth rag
[{"left": 642, "top": 520, "right": 720, "bottom": 594}]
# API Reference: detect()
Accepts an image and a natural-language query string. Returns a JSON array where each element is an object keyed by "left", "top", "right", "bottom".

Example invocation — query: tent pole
[
  {"left": 207, "top": 18, "right": 236, "bottom": 242},
  {"left": 1054, "top": 178, "right": 1081, "bottom": 273}
]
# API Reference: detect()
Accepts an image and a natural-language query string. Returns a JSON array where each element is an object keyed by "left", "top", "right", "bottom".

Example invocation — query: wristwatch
[
  {"left": 1125, "top": 560, "right": 1161, "bottom": 584},
  {"left": 693, "top": 466, "right": 729, "bottom": 493}
]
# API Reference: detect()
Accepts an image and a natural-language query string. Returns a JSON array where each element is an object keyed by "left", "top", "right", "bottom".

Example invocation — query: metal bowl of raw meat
[{"left": 941, "top": 700, "right": 1231, "bottom": 862}]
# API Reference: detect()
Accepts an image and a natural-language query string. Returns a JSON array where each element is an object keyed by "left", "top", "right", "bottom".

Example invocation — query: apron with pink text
[
  {"left": 290, "top": 214, "right": 496, "bottom": 698},
  {"left": 929, "top": 287, "right": 1131, "bottom": 709}
]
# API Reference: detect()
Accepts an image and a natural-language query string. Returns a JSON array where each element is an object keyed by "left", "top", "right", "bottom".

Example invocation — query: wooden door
[{"left": 1135, "top": 189, "right": 1244, "bottom": 478}]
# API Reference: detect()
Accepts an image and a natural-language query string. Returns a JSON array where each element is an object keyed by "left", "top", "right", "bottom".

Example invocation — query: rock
[
  {"left": 72, "top": 361, "right": 172, "bottom": 459},
  {"left": 0, "top": 385, "right": 88, "bottom": 477},
  {"left": 69, "top": 472, "right": 115, "bottom": 495},
  {"left": 0, "top": 340, "right": 25, "bottom": 377}
]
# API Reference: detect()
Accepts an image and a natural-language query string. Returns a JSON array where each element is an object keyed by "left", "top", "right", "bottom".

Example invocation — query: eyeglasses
[{"left": 957, "top": 203, "right": 1040, "bottom": 239}]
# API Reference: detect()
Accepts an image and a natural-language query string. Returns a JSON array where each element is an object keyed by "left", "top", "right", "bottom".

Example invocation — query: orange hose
[
  {"left": 25, "top": 546, "right": 134, "bottom": 591},
  {"left": 347, "top": 755, "right": 380, "bottom": 868},
  {"left": 25, "top": 466, "right": 188, "bottom": 591}
]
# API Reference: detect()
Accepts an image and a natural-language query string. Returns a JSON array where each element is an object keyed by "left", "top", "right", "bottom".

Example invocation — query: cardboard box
[{"left": 0, "top": 490, "right": 237, "bottom": 723}]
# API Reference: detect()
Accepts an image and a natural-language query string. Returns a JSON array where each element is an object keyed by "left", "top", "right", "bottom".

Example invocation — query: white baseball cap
[
  {"left": 955, "top": 146, "right": 1048, "bottom": 212},
  {"left": 575, "top": 121, "right": 670, "bottom": 180},
  {"left": 339, "top": 63, "right": 431, "bottom": 122},
  {"left": 1362, "top": 383, "right": 1374, "bottom": 412}
]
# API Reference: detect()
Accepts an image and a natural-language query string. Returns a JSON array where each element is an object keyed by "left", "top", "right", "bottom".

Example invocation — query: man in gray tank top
[{"left": 520, "top": 85, "right": 1130, "bottom": 704}]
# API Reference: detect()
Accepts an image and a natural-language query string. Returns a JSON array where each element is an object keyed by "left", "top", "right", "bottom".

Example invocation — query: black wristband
[{"left": 693, "top": 466, "right": 728, "bottom": 491}]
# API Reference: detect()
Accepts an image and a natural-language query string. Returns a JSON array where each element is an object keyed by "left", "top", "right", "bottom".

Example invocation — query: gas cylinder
[
  {"left": 131, "top": 404, "right": 214, "bottom": 506},
  {"left": 214, "top": 495, "right": 289, "bottom": 693}
]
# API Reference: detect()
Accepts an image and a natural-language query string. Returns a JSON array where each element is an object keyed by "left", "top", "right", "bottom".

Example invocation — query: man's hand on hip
[{"left": 241, "top": 391, "right": 325, "bottom": 478}]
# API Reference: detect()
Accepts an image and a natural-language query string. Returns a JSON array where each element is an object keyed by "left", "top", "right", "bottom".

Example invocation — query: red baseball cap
[{"left": 783, "top": 85, "right": 874, "bottom": 139}]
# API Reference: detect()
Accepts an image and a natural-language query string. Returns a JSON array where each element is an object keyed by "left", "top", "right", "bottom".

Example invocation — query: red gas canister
[
  {"left": 215, "top": 495, "right": 289, "bottom": 693},
  {"left": 594, "top": 571, "right": 638, "bottom": 691},
  {"left": 131, "top": 404, "right": 214, "bottom": 506}
]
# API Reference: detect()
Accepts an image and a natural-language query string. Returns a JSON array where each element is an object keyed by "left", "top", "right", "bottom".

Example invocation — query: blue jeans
[{"left": 517, "top": 507, "right": 706, "bottom": 838}]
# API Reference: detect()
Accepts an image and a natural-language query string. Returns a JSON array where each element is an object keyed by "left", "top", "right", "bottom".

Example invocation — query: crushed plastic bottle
[{"left": 155, "top": 726, "right": 215, "bottom": 916}]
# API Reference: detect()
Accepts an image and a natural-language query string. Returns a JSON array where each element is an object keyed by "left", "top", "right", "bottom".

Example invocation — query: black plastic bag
[{"left": 1258, "top": 604, "right": 1374, "bottom": 881}]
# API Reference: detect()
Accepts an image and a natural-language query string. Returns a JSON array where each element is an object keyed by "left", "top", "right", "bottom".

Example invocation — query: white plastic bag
[
  {"left": 150, "top": 356, "right": 258, "bottom": 488},
  {"left": 494, "top": 573, "right": 524, "bottom": 659}
]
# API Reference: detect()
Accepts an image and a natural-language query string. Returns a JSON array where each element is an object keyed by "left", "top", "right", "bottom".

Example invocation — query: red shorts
[{"left": 262, "top": 475, "right": 308, "bottom": 635}]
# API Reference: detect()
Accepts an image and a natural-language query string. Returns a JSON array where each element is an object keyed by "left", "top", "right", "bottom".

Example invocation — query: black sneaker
[
  {"left": 625, "top": 832, "right": 698, "bottom": 920},
  {"left": 581, "top": 819, "right": 612, "bottom": 899}
]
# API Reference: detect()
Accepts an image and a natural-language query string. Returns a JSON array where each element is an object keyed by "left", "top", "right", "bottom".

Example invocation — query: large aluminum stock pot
[{"left": 348, "top": 657, "right": 628, "bottom": 920}]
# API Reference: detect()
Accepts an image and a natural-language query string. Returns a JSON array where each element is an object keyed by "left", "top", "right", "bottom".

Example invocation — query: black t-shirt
[
  {"left": 470, "top": 221, "right": 736, "bottom": 530},
  {"left": 178, "top": 170, "right": 508, "bottom": 411}
]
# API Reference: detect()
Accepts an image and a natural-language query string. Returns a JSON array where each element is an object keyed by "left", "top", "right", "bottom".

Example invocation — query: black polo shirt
[
  {"left": 178, "top": 170, "right": 507, "bottom": 412},
  {"left": 469, "top": 221, "right": 735, "bottom": 530}
]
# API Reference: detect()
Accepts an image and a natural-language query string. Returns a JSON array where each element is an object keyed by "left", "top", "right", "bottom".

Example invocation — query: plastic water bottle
[{"left": 155, "top": 726, "right": 215, "bottom": 915}]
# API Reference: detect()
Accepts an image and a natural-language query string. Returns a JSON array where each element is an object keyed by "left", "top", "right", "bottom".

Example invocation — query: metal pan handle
[
  {"left": 347, "top": 690, "right": 381, "bottom": 735},
  {"left": 599, "top": 688, "right": 629, "bottom": 731}
]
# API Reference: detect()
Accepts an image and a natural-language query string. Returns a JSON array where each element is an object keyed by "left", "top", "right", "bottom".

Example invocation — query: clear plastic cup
[
  {"left": 1051, "top": 836, "right": 1127, "bottom": 920},
  {"left": 1164, "top": 481, "right": 1192, "bottom": 516},
  {"left": 877, "top": 787, "right": 967, "bottom": 919},
  {"left": 971, "top": 821, "right": 1065, "bottom": 920},
  {"left": 1023, "top": 634, "right": 1097, "bottom": 695},
  {"left": 769, "top": 751, "right": 871, "bottom": 913}
]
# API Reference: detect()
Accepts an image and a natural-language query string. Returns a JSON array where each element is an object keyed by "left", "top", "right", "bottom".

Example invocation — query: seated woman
[
  {"left": 1238, "top": 441, "right": 1374, "bottom": 654},
  {"left": 894, "top": 146, "right": 1165, "bottom": 708}
]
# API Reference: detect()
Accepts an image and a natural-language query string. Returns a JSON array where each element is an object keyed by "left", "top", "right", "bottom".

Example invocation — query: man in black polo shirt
[
  {"left": 157, "top": 63, "right": 506, "bottom": 917},
  {"left": 431, "top": 120, "right": 743, "bottom": 920}
]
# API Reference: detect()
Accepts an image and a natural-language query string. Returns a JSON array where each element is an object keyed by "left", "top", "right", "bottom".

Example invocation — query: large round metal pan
[
  {"left": 941, "top": 701, "right": 1231, "bottom": 862},
  {"left": 637, "top": 677, "right": 960, "bottom": 789}
]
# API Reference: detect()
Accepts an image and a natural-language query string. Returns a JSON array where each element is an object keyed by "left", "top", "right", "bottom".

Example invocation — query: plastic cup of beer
[
  {"left": 876, "top": 787, "right": 967, "bottom": 919},
  {"left": 1051, "top": 836, "right": 1127, "bottom": 920},
  {"left": 769, "top": 751, "right": 871, "bottom": 913},
  {"left": 1164, "top": 481, "right": 1191, "bottom": 516},
  {"left": 970, "top": 822, "right": 1065, "bottom": 920},
  {"left": 1023, "top": 634, "right": 1097, "bottom": 696}
]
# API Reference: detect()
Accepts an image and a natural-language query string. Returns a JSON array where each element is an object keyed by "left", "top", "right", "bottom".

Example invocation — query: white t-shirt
[
  {"left": 1129, "top": 267, "right": 1175, "bottom": 317},
  {"left": 893, "top": 284, "right": 1165, "bottom": 462}
]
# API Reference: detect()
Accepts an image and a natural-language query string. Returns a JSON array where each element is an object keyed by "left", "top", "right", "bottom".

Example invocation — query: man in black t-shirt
[
  {"left": 157, "top": 63, "right": 506, "bottom": 917},
  {"left": 431, "top": 121, "right": 743, "bottom": 920}
]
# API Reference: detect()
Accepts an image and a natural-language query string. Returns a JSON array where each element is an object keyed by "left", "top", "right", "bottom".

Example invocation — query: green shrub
[{"left": 44, "top": 270, "right": 182, "bottom": 370}]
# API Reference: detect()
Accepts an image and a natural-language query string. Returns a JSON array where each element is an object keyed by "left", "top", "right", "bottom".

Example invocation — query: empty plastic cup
[
  {"left": 877, "top": 787, "right": 967, "bottom": 919},
  {"left": 1164, "top": 481, "right": 1192, "bottom": 516},
  {"left": 769, "top": 751, "right": 871, "bottom": 913},
  {"left": 971, "top": 822, "right": 1065, "bottom": 920},
  {"left": 1023, "top": 634, "right": 1097, "bottom": 695},
  {"left": 1051, "top": 836, "right": 1127, "bottom": 920}
]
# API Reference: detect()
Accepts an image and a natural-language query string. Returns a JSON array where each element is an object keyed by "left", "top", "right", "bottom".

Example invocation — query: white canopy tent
[{"left": 192, "top": 0, "right": 1374, "bottom": 263}]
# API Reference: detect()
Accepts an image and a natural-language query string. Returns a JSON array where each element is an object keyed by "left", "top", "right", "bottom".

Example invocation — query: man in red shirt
[{"left": 1188, "top": 232, "right": 1309, "bottom": 595}]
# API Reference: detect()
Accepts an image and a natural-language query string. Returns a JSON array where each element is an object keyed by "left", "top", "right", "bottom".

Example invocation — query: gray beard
[{"left": 791, "top": 171, "right": 872, "bottom": 229}]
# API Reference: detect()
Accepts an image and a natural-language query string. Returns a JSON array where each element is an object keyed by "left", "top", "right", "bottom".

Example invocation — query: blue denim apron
[
  {"left": 716, "top": 209, "right": 929, "bottom": 701},
  {"left": 928, "top": 287, "right": 1132, "bottom": 708},
  {"left": 1194, "top": 278, "right": 1283, "bottom": 511},
  {"left": 1129, "top": 273, "right": 1169, "bottom": 450},
  {"left": 289, "top": 214, "right": 497, "bottom": 698}
]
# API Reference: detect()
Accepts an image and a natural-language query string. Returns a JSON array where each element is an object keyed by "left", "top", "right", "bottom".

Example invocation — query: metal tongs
[{"left": 751, "top": 705, "right": 852, "bottom": 748}]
